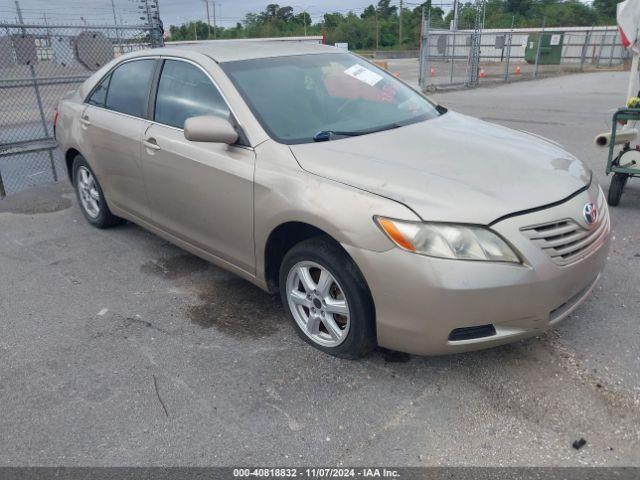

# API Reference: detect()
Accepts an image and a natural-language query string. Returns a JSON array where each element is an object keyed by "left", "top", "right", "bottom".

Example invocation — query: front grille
[{"left": 521, "top": 208, "right": 609, "bottom": 266}]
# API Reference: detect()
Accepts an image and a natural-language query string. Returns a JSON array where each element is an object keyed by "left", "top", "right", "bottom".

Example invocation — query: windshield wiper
[
  {"left": 313, "top": 130, "right": 364, "bottom": 142},
  {"left": 313, "top": 124, "right": 401, "bottom": 142}
]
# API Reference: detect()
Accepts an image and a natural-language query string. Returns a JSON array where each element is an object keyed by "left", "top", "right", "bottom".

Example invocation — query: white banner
[{"left": 618, "top": 0, "right": 640, "bottom": 53}]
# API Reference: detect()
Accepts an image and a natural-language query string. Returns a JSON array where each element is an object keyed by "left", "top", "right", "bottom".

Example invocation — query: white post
[{"left": 628, "top": 54, "right": 639, "bottom": 101}]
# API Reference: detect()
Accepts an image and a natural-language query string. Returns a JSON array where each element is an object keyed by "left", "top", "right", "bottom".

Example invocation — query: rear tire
[
  {"left": 607, "top": 173, "right": 628, "bottom": 206},
  {"left": 72, "top": 155, "right": 124, "bottom": 228},
  {"left": 279, "top": 236, "right": 376, "bottom": 359}
]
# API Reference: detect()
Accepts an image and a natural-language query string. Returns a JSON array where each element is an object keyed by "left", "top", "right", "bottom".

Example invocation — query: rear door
[
  {"left": 141, "top": 58, "right": 255, "bottom": 273},
  {"left": 82, "top": 58, "right": 157, "bottom": 220}
]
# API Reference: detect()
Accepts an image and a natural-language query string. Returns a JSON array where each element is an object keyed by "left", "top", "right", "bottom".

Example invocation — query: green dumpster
[{"left": 524, "top": 32, "right": 564, "bottom": 65}]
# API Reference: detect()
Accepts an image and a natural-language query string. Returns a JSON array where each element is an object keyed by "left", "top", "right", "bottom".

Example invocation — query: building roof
[{"left": 165, "top": 39, "right": 339, "bottom": 63}]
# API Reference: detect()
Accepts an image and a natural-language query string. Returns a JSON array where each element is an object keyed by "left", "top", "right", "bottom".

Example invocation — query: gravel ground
[{"left": 0, "top": 71, "right": 638, "bottom": 467}]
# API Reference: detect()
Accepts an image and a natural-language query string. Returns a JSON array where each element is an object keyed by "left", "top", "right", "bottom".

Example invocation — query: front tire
[
  {"left": 279, "top": 236, "right": 376, "bottom": 359},
  {"left": 72, "top": 155, "right": 124, "bottom": 228}
]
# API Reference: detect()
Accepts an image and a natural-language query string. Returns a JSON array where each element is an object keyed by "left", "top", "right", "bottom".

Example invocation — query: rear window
[{"left": 104, "top": 59, "right": 155, "bottom": 118}]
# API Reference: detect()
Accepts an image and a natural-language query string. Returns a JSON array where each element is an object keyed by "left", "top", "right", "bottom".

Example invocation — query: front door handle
[
  {"left": 143, "top": 137, "right": 161, "bottom": 151},
  {"left": 80, "top": 115, "right": 91, "bottom": 127}
]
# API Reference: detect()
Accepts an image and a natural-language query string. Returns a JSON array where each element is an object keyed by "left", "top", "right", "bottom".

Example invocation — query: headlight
[{"left": 375, "top": 217, "right": 520, "bottom": 263}]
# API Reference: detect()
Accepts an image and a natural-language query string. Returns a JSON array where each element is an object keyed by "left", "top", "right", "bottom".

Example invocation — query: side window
[
  {"left": 87, "top": 74, "right": 110, "bottom": 107},
  {"left": 154, "top": 60, "right": 230, "bottom": 129},
  {"left": 104, "top": 59, "right": 156, "bottom": 118}
]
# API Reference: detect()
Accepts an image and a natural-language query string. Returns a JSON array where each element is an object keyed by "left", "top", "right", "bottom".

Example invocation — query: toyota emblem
[{"left": 583, "top": 203, "right": 598, "bottom": 225}]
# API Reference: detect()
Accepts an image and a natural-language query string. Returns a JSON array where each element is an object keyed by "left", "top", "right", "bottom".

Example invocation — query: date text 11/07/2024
[{"left": 232, "top": 468, "right": 401, "bottom": 478}]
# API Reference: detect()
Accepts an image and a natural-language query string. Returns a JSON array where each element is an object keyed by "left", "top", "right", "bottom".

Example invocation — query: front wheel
[{"left": 279, "top": 237, "right": 376, "bottom": 359}]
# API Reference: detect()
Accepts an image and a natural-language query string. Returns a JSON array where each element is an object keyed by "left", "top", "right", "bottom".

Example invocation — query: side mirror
[{"left": 184, "top": 115, "right": 238, "bottom": 144}]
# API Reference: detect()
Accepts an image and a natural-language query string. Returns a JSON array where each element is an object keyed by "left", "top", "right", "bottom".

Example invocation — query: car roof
[{"left": 162, "top": 39, "right": 341, "bottom": 63}]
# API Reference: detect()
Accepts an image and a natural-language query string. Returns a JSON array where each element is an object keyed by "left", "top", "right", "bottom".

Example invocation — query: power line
[{"left": 0, "top": 0, "right": 465, "bottom": 30}]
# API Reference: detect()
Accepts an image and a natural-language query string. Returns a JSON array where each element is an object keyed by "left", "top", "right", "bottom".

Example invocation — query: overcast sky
[{"left": 0, "top": 0, "right": 412, "bottom": 28}]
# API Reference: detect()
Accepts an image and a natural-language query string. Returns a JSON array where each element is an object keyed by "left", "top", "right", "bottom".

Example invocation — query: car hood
[{"left": 289, "top": 111, "right": 590, "bottom": 225}]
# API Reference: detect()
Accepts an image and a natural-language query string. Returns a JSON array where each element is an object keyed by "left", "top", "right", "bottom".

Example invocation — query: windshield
[{"left": 221, "top": 53, "right": 442, "bottom": 144}]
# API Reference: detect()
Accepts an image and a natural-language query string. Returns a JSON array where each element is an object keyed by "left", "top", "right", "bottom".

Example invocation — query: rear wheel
[
  {"left": 72, "top": 155, "right": 124, "bottom": 228},
  {"left": 279, "top": 236, "right": 376, "bottom": 359},
  {"left": 608, "top": 172, "right": 629, "bottom": 206}
]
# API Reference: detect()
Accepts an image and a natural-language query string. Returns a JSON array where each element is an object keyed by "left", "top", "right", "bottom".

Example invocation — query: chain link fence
[
  {"left": 419, "top": 18, "right": 630, "bottom": 91},
  {"left": 0, "top": 20, "right": 163, "bottom": 197}
]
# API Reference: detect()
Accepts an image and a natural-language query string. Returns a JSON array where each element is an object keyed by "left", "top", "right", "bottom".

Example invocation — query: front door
[{"left": 141, "top": 59, "right": 255, "bottom": 274}]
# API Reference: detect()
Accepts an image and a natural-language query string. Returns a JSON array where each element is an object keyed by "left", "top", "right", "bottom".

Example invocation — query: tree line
[{"left": 167, "top": 0, "right": 619, "bottom": 50}]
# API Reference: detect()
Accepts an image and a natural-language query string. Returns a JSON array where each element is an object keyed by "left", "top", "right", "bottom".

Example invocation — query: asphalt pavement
[{"left": 0, "top": 71, "right": 638, "bottom": 466}]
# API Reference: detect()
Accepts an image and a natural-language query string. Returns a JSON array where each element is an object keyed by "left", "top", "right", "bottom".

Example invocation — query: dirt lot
[{"left": 0, "top": 71, "right": 639, "bottom": 466}]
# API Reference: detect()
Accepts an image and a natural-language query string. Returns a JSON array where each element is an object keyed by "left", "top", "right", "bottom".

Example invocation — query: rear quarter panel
[{"left": 55, "top": 89, "right": 86, "bottom": 175}]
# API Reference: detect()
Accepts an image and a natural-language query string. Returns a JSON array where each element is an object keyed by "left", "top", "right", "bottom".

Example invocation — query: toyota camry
[{"left": 55, "top": 41, "right": 610, "bottom": 358}]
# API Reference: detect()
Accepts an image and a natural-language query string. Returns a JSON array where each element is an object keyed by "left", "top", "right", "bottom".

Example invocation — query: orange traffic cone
[
  {"left": 429, "top": 67, "right": 436, "bottom": 77},
  {"left": 479, "top": 67, "right": 486, "bottom": 78},
  {"left": 515, "top": 66, "right": 521, "bottom": 75}
]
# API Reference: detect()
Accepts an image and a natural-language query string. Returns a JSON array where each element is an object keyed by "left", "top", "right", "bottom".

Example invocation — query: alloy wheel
[
  {"left": 285, "top": 261, "right": 351, "bottom": 347},
  {"left": 76, "top": 166, "right": 101, "bottom": 218}
]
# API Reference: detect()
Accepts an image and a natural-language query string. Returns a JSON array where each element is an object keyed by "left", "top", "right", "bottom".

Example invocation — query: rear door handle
[
  {"left": 143, "top": 137, "right": 161, "bottom": 151},
  {"left": 80, "top": 115, "right": 91, "bottom": 127}
]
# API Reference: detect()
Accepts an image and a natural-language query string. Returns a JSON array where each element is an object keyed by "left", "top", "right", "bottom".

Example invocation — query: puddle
[
  {"left": 142, "top": 253, "right": 283, "bottom": 338},
  {"left": 0, "top": 183, "right": 73, "bottom": 214},
  {"left": 188, "top": 275, "right": 283, "bottom": 338}
]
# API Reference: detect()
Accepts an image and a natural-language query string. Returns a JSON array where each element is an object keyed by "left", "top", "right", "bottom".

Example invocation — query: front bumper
[{"left": 345, "top": 183, "right": 610, "bottom": 356}]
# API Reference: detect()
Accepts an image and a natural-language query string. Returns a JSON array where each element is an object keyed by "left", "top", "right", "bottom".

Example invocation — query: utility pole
[
  {"left": 419, "top": 6, "right": 425, "bottom": 90},
  {"left": 452, "top": 0, "right": 459, "bottom": 30},
  {"left": 110, "top": 0, "right": 121, "bottom": 53},
  {"left": 43, "top": 12, "right": 51, "bottom": 50},
  {"left": 204, "top": 0, "right": 211, "bottom": 39},
  {"left": 534, "top": 16, "right": 545, "bottom": 78},
  {"left": 303, "top": 8, "right": 307, "bottom": 36},
  {"left": 212, "top": 0, "right": 217, "bottom": 39},
  {"left": 142, "top": 0, "right": 151, "bottom": 29},
  {"left": 375, "top": 10, "right": 379, "bottom": 50},
  {"left": 110, "top": 0, "right": 118, "bottom": 26},
  {"left": 398, "top": 0, "right": 403, "bottom": 47},
  {"left": 503, "top": 15, "right": 514, "bottom": 81},
  {"left": 141, "top": 0, "right": 163, "bottom": 47},
  {"left": 465, "top": 0, "right": 483, "bottom": 87}
]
